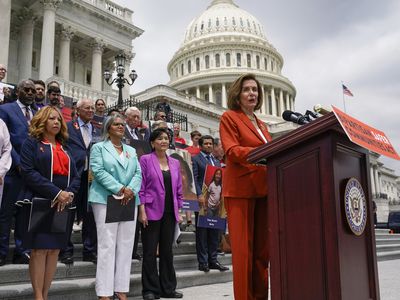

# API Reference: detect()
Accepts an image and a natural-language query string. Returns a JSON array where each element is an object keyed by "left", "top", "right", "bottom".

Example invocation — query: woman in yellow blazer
[
  {"left": 219, "top": 74, "right": 272, "bottom": 300},
  {"left": 89, "top": 113, "right": 142, "bottom": 300}
]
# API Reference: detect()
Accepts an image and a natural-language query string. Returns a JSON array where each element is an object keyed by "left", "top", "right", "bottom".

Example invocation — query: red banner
[{"left": 332, "top": 105, "right": 400, "bottom": 160}]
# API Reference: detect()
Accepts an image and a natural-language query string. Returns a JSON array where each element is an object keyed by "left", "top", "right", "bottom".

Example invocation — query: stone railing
[
  {"left": 46, "top": 76, "right": 118, "bottom": 104},
  {"left": 81, "top": 0, "right": 133, "bottom": 22}
]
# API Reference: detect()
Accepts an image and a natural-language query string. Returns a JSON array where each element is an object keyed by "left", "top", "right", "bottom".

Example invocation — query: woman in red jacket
[{"left": 219, "top": 74, "right": 272, "bottom": 300}]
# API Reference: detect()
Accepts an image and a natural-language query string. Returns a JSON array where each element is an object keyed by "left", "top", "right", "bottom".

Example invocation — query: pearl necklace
[{"left": 112, "top": 143, "right": 122, "bottom": 148}]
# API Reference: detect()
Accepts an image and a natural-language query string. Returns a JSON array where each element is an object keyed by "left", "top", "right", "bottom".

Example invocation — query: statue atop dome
[{"left": 208, "top": 0, "right": 237, "bottom": 8}]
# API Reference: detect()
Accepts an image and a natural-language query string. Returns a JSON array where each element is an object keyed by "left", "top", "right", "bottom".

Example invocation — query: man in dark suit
[
  {"left": 124, "top": 106, "right": 150, "bottom": 260},
  {"left": 0, "top": 79, "right": 37, "bottom": 265},
  {"left": 124, "top": 106, "right": 150, "bottom": 142},
  {"left": 59, "top": 98, "right": 98, "bottom": 264},
  {"left": 192, "top": 135, "right": 229, "bottom": 272}
]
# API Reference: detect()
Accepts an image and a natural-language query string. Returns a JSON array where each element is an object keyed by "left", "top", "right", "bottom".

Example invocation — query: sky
[{"left": 114, "top": 0, "right": 400, "bottom": 175}]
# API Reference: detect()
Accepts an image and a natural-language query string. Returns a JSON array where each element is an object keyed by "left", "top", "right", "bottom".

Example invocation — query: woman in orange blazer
[{"left": 219, "top": 73, "right": 272, "bottom": 300}]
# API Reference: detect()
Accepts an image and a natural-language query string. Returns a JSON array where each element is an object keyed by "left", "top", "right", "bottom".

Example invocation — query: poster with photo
[
  {"left": 166, "top": 148, "right": 199, "bottom": 211},
  {"left": 197, "top": 165, "right": 226, "bottom": 230}
]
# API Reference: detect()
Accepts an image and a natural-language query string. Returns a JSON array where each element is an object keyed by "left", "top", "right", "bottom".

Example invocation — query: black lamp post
[{"left": 104, "top": 53, "right": 138, "bottom": 109}]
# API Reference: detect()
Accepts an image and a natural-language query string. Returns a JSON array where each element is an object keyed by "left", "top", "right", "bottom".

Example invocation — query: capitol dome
[
  {"left": 167, "top": 0, "right": 296, "bottom": 123},
  {"left": 183, "top": 0, "right": 267, "bottom": 44}
]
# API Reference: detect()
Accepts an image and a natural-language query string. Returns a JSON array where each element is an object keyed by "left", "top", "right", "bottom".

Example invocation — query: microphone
[
  {"left": 282, "top": 110, "right": 310, "bottom": 125},
  {"left": 313, "top": 104, "right": 332, "bottom": 116}
]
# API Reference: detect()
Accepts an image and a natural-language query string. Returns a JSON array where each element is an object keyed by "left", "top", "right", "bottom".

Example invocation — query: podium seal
[{"left": 344, "top": 178, "right": 367, "bottom": 236}]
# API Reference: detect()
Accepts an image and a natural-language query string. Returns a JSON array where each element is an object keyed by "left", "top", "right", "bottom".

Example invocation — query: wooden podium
[{"left": 248, "top": 113, "right": 380, "bottom": 300}]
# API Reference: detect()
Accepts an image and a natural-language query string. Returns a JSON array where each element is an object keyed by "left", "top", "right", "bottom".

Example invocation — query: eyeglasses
[
  {"left": 112, "top": 122, "right": 125, "bottom": 127},
  {"left": 23, "top": 88, "right": 36, "bottom": 93},
  {"left": 159, "top": 115, "right": 166, "bottom": 119}
]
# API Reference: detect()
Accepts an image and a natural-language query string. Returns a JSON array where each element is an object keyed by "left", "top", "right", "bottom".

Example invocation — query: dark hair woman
[
  {"left": 139, "top": 128, "right": 184, "bottom": 300},
  {"left": 19, "top": 106, "right": 80, "bottom": 300}
]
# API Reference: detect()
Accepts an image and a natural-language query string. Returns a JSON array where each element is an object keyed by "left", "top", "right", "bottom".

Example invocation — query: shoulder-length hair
[
  {"left": 29, "top": 106, "right": 68, "bottom": 145},
  {"left": 211, "top": 168, "right": 222, "bottom": 186},
  {"left": 101, "top": 113, "right": 125, "bottom": 141},
  {"left": 227, "top": 73, "right": 263, "bottom": 111}
]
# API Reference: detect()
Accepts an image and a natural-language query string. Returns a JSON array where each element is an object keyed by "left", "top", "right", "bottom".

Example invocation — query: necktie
[
  {"left": 24, "top": 106, "right": 31, "bottom": 122},
  {"left": 206, "top": 155, "right": 214, "bottom": 166},
  {"left": 81, "top": 124, "right": 91, "bottom": 148}
]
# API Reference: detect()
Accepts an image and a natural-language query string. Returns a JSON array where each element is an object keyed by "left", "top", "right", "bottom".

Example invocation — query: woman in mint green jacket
[{"left": 88, "top": 113, "right": 142, "bottom": 300}]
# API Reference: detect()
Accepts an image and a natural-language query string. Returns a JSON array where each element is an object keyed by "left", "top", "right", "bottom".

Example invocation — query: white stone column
[
  {"left": 18, "top": 10, "right": 36, "bottom": 80},
  {"left": 279, "top": 89, "right": 284, "bottom": 116},
  {"left": 90, "top": 39, "right": 104, "bottom": 91},
  {"left": 285, "top": 92, "right": 290, "bottom": 112},
  {"left": 222, "top": 83, "right": 227, "bottom": 108},
  {"left": 370, "top": 166, "right": 376, "bottom": 196},
  {"left": 271, "top": 87, "right": 277, "bottom": 116},
  {"left": 290, "top": 96, "right": 295, "bottom": 111},
  {"left": 59, "top": 26, "right": 74, "bottom": 80},
  {"left": 0, "top": 0, "right": 11, "bottom": 77},
  {"left": 374, "top": 167, "right": 380, "bottom": 195},
  {"left": 196, "top": 86, "right": 200, "bottom": 98},
  {"left": 261, "top": 85, "right": 266, "bottom": 114},
  {"left": 39, "top": 0, "right": 61, "bottom": 81},
  {"left": 209, "top": 84, "right": 214, "bottom": 103}
]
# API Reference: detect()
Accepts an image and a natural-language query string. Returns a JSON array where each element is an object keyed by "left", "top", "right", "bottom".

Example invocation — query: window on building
[
  {"left": 205, "top": 55, "right": 210, "bottom": 69},
  {"left": 226, "top": 53, "right": 231, "bottom": 67},
  {"left": 216, "top": 18, "right": 220, "bottom": 27},
  {"left": 215, "top": 54, "right": 220, "bottom": 67},
  {"left": 256, "top": 55, "right": 260, "bottom": 69},
  {"left": 205, "top": 93, "right": 209, "bottom": 102},
  {"left": 236, "top": 53, "right": 241, "bottom": 67},
  {"left": 201, "top": 21, "right": 204, "bottom": 30},
  {"left": 247, "top": 54, "right": 251, "bottom": 68},
  {"left": 188, "top": 60, "right": 191, "bottom": 73},
  {"left": 196, "top": 57, "right": 200, "bottom": 71},
  {"left": 86, "top": 69, "right": 92, "bottom": 85},
  {"left": 264, "top": 58, "right": 268, "bottom": 70},
  {"left": 32, "top": 50, "right": 38, "bottom": 68},
  {"left": 232, "top": 17, "right": 236, "bottom": 26},
  {"left": 181, "top": 64, "right": 184, "bottom": 76}
]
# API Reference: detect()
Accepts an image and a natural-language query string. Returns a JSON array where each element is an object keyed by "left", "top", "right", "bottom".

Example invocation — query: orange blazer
[{"left": 219, "top": 109, "right": 272, "bottom": 198}]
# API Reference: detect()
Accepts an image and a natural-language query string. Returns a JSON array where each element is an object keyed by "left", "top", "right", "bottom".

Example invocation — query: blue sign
[
  {"left": 182, "top": 200, "right": 199, "bottom": 211},
  {"left": 197, "top": 216, "right": 226, "bottom": 230}
]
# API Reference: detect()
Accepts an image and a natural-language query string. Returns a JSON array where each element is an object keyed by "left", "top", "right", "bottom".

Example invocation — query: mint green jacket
[{"left": 88, "top": 140, "right": 142, "bottom": 205}]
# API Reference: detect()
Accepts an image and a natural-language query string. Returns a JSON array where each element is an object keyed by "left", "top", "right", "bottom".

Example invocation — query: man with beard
[
  {"left": 59, "top": 99, "right": 98, "bottom": 265},
  {"left": 46, "top": 86, "right": 61, "bottom": 107},
  {"left": 0, "top": 79, "right": 37, "bottom": 266},
  {"left": 32, "top": 79, "right": 46, "bottom": 109}
]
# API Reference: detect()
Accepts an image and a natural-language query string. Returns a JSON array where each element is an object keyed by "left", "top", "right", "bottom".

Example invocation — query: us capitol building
[{"left": 1, "top": 0, "right": 398, "bottom": 221}]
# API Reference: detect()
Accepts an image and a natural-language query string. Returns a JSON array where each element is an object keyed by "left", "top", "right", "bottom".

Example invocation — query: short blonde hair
[{"left": 29, "top": 106, "right": 68, "bottom": 145}]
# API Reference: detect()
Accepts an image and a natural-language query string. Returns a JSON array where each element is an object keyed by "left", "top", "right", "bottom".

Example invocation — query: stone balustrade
[
  {"left": 47, "top": 76, "right": 117, "bottom": 104},
  {"left": 82, "top": 0, "right": 133, "bottom": 22}
]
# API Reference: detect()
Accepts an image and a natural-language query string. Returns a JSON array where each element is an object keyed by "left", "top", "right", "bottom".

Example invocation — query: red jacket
[{"left": 219, "top": 109, "right": 272, "bottom": 198}]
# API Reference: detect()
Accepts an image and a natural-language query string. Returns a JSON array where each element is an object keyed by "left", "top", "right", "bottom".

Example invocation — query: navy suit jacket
[
  {"left": 19, "top": 137, "right": 80, "bottom": 201},
  {"left": 192, "top": 152, "right": 221, "bottom": 197},
  {"left": 66, "top": 120, "right": 97, "bottom": 176},
  {"left": 124, "top": 126, "right": 150, "bottom": 142},
  {"left": 0, "top": 101, "right": 36, "bottom": 174}
]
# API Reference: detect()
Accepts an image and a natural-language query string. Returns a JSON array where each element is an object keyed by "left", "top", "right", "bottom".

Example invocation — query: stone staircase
[
  {"left": 0, "top": 229, "right": 399, "bottom": 299},
  {"left": 0, "top": 231, "right": 232, "bottom": 299}
]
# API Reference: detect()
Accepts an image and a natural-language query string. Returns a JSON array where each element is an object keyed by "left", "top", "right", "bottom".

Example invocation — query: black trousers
[
  {"left": 60, "top": 170, "right": 97, "bottom": 257},
  {"left": 194, "top": 212, "right": 219, "bottom": 266},
  {"left": 141, "top": 212, "right": 176, "bottom": 296}
]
